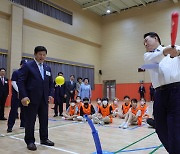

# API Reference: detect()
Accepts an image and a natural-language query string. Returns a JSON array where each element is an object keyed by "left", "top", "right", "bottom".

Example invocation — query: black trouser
[
  {"left": 54, "top": 97, "right": 64, "bottom": 115},
  {"left": 140, "top": 92, "right": 144, "bottom": 99},
  {"left": 154, "top": 83, "right": 180, "bottom": 154},
  {"left": 65, "top": 93, "right": 75, "bottom": 109},
  {"left": 24, "top": 98, "right": 48, "bottom": 144},
  {"left": 150, "top": 93, "right": 154, "bottom": 101},
  {"left": 0, "top": 93, "right": 8, "bottom": 118},
  {"left": 7, "top": 93, "right": 25, "bottom": 129},
  {"left": 146, "top": 118, "right": 155, "bottom": 128}
]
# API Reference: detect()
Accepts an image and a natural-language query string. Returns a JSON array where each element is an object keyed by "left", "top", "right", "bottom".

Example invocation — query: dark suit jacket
[
  {"left": 0, "top": 76, "right": 9, "bottom": 98},
  {"left": 18, "top": 60, "right": 53, "bottom": 104},
  {"left": 150, "top": 86, "right": 155, "bottom": 94},
  {"left": 65, "top": 81, "right": 76, "bottom": 96},
  {"left": 138, "top": 86, "right": 145, "bottom": 93},
  {"left": 54, "top": 84, "right": 65, "bottom": 103}
]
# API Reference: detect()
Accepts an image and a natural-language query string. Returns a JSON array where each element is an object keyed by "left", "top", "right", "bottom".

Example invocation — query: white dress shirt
[{"left": 144, "top": 45, "right": 180, "bottom": 88}]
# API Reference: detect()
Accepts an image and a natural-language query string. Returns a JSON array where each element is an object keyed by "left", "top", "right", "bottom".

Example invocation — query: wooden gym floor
[{"left": 0, "top": 101, "right": 168, "bottom": 154}]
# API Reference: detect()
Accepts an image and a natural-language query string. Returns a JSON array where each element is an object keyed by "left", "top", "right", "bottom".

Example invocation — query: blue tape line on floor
[{"left": 120, "top": 146, "right": 158, "bottom": 153}]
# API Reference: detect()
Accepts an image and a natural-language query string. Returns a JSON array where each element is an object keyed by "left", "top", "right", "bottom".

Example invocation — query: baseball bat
[{"left": 171, "top": 12, "right": 179, "bottom": 48}]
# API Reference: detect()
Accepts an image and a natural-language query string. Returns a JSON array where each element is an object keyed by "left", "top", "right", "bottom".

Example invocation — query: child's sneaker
[
  {"left": 61, "top": 117, "right": 65, "bottom": 120},
  {"left": 123, "top": 123, "right": 129, "bottom": 129},
  {"left": 82, "top": 118, "right": 87, "bottom": 123},
  {"left": 99, "top": 121, "right": 104, "bottom": 126},
  {"left": 119, "top": 122, "right": 126, "bottom": 128}
]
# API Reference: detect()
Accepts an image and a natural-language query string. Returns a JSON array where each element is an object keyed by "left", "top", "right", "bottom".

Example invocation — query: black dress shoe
[
  {"left": 7, "top": 128, "right": 12, "bottom": 133},
  {"left": 27, "top": 143, "right": 37, "bottom": 151},
  {"left": 0, "top": 117, "right": 7, "bottom": 120},
  {"left": 41, "top": 139, "right": 54, "bottom": 146},
  {"left": 53, "top": 114, "right": 58, "bottom": 117}
]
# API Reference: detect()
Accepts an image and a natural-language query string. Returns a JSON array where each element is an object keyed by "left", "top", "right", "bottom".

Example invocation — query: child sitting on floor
[
  {"left": 92, "top": 98, "right": 113, "bottom": 125},
  {"left": 75, "top": 97, "right": 95, "bottom": 122},
  {"left": 62, "top": 100, "right": 78, "bottom": 120},
  {"left": 119, "top": 98, "right": 141, "bottom": 129},
  {"left": 111, "top": 98, "right": 119, "bottom": 117},
  {"left": 118, "top": 96, "right": 131, "bottom": 119}
]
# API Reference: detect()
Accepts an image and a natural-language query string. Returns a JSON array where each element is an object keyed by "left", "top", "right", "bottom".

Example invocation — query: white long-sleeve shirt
[
  {"left": 144, "top": 45, "right": 180, "bottom": 88},
  {"left": 12, "top": 81, "right": 19, "bottom": 92}
]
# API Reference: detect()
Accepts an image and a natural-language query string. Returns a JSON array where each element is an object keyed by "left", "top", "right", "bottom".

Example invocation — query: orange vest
[
  {"left": 77, "top": 102, "right": 83, "bottom": 116},
  {"left": 78, "top": 102, "right": 83, "bottom": 110},
  {"left": 131, "top": 107, "right": 142, "bottom": 126},
  {"left": 82, "top": 104, "right": 92, "bottom": 115},
  {"left": 96, "top": 104, "right": 101, "bottom": 112},
  {"left": 111, "top": 104, "right": 118, "bottom": 111},
  {"left": 69, "top": 106, "right": 75, "bottom": 116},
  {"left": 138, "top": 104, "right": 149, "bottom": 117},
  {"left": 122, "top": 103, "right": 131, "bottom": 114},
  {"left": 131, "top": 107, "right": 138, "bottom": 115},
  {"left": 100, "top": 105, "right": 112, "bottom": 123}
]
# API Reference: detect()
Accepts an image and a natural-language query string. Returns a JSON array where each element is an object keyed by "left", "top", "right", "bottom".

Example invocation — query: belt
[{"left": 155, "top": 82, "right": 180, "bottom": 91}]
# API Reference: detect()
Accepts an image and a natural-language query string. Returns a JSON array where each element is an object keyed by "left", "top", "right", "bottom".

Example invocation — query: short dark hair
[
  {"left": 102, "top": 97, "right": 109, "bottom": 102},
  {"left": 83, "top": 78, "right": 89, "bottom": 82},
  {"left": 83, "top": 97, "right": 89, "bottom": 102},
  {"left": 70, "top": 75, "right": 75, "bottom": 78},
  {"left": 144, "top": 32, "right": 161, "bottom": 45},
  {"left": 124, "top": 95, "right": 130, "bottom": 99},
  {"left": 77, "top": 77, "right": 82, "bottom": 82},
  {"left": 96, "top": 98, "right": 101, "bottom": 101},
  {"left": 34, "top": 46, "right": 47, "bottom": 54},
  {"left": 58, "top": 72, "right": 63, "bottom": 75},
  {"left": 76, "top": 96, "right": 81, "bottom": 99},
  {"left": 131, "top": 98, "right": 138, "bottom": 103},
  {"left": 0, "top": 68, "right": 6, "bottom": 71}
]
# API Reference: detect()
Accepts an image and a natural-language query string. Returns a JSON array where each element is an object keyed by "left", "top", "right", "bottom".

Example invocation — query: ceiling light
[
  {"left": 106, "top": 9, "right": 110, "bottom": 13},
  {"left": 106, "top": 1, "right": 111, "bottom": 14}
]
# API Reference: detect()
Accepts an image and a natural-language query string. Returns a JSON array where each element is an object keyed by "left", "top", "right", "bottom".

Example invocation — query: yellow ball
[{"left": 55, "top": 76, "right": 65, "bottom": 86}]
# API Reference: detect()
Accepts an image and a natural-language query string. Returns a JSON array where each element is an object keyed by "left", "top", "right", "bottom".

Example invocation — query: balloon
[{"left": 55, "top": 76, "right": 65, "bottom": 85}]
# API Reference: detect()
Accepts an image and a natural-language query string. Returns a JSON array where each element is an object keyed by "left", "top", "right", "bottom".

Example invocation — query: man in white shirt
[{"left": 143, "top": 32, "right": 180, "bottom": 154}]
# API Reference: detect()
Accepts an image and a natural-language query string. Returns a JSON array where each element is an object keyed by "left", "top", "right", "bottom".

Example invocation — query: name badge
[
  {"left": 46, "top": 71, "right": 51, "bottom": 76},
  {"left": 5, "top": 81, "right": 8, "bottom": 84}
]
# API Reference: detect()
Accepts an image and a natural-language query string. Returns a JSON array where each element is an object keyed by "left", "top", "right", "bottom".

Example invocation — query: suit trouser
[
  {"left": 140, "top": 92, "right": 144, "bottom": 99},
  {"left": 66, "top": 93, "right": 74, "bottom": 109},
  {"left": 0, "top": 94, "right": 8, "bottom": 118},
  {"left": 24, "top": 98, "right": 48, "bottom": 144},
  {"left": 54, "top": 97, "right": 64, "bottom": 115},
  {"left": 7, "top": 93, "right": 25, "bottom": 129},
  {"left": 150, "top": 93, "right": 154, "bottom": 101},
  {"left": 146, "top": 118, "right": 155, "bottom": 128},
  {"left": 154, "top": 85, "right": 180, "bottom": 154}
]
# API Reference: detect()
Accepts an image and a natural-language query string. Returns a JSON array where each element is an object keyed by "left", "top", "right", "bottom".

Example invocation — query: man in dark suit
[
  {"left": 18, "top": 46, "right": 54, "bottom": 151},
  {"left": 7, "top": 60, "right": 27, "bottom": 133},
  {"left": 0, "top": 68, "right": 9, "bottom": 120},
  {"left": 54, "top": 72, "right": 66, "bottom": 117},
  {"left": 65, "top": 75, "right": 76, "bottom": 109},
  {"left": 138, "top": 83, "right": 146, "bottom": 99}
]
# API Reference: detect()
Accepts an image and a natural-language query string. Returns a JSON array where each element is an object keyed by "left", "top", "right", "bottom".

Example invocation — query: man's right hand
[
  {"left": 163, "top": 46, "right": 179, "bottom": 58},
  {"left": 21, "top": 97, "right": 30, "bottom": 106}
]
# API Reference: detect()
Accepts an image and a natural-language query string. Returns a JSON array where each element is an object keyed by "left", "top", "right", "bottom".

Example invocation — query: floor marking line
[
  {"left": 114, "top": 131, "right": 156, "bottom": 153},
  {"left": 1, "top": 121, "right": 78, "bottom": 138},
  {"left": 10, "top": 136, "right": 79, "bottom": 154},
  {"left": 149, "top": 144, "right": 163, "bottom": 154},
  {"left": 120, "top": 146, "right": 158, "bottom": 153}
]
